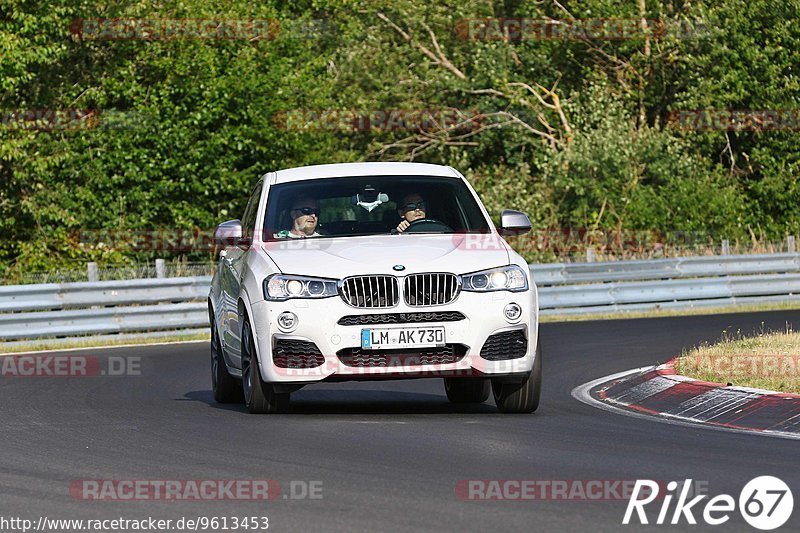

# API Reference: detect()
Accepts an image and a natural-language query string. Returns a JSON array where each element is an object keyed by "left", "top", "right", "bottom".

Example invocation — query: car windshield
[{"left": 263, "top": 175, "right": 491, "bottom": 241}]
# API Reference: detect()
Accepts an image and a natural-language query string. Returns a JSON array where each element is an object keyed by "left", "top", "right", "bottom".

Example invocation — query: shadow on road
[{"left": 180, "top": 388, "right": 500, "bottom": 415}]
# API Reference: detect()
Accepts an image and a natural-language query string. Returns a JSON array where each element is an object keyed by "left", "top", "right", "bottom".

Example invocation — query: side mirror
[
  {"left": 499, "top": 210, "right": 532, "bottom": 236},
  {"left": 214, "top": 219, "right": 245, "bottom": 246}
]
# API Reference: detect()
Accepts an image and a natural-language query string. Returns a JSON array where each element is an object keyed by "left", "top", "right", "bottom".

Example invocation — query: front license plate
[{"left": 361, "top": 326, "right": 446, "bottom": 350}]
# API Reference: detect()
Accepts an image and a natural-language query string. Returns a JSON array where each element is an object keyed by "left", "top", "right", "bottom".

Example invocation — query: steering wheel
[{"left": 401, "top": 218, "right": 454, "bottom": 233}]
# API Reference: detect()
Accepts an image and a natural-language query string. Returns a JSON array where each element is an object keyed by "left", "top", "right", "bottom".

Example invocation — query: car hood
[{"left": 261, "top": 234, "right": 511, "bottom": 278}]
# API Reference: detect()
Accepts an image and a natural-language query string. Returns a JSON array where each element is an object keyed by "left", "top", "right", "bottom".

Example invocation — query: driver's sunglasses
[
  {"left": 292, "top": 206, "right": 320, "bottom": 216},
  {"left": 401, "top": 201, "right": 426, "bottom": 212}
]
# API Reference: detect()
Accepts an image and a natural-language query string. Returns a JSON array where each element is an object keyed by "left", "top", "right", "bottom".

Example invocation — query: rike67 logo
[{"left": 624, "top": 477, "right": 793, "bottom": 530}]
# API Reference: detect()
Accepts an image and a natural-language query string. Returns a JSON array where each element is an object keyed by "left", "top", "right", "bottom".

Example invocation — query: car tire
[
  {"left": 211, "top": 316, "right": 243, "bottom": 403},
  {"left": 241, "top": 316, "right": 290, "bottom": 414},
  {"left": 492, "top": 340, "right": 542, "bottom": 414},
  {"left": 444, "top": 378, "right": 490, "bottom": 403}
]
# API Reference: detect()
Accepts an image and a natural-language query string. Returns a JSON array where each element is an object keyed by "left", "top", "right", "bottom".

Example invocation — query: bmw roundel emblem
[{"left": 393, "top": 265, "right": 406, "bottom": 271}]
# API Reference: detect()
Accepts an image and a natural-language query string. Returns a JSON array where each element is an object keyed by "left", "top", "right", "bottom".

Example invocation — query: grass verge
[
  {"left": 540, "top": 300, "right": 800, "bottom": 323},
  {"left": 0, "top": 330, "right": 210, "bottom": 355},
  {"left": 675, "top": 329, "right": 800, "bottom": 394}
]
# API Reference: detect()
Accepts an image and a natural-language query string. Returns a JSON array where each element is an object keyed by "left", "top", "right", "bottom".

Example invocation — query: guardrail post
[
  {"left": 87, "top": 262, "right": 98, "bottom": 282},
  {"left": 721, "top": 239, "right": 730, "bottom": 255},
  {"left": 788, "top": 235, "right": 796, "bottom": 253},
  {"left": 155, "top": 259, "right": 166, "bottom": 279},
  {"left": 586, "top": 248, "right": 596, "bottom": 263}
]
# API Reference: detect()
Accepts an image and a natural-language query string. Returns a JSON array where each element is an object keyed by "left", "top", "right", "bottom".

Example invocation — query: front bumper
[{"left": 249, "top": 289, "right": 538, "bottom": 383}]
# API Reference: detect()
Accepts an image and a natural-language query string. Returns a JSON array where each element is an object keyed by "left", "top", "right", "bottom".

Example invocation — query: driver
[
  {"left": 395, "top": 193, "right": 426, "bottom": 234},
  {"left": 275, "top": 196, "right": 321, "bottom": 238}
]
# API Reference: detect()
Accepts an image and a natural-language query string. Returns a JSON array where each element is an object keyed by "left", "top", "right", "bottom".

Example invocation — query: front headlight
[
  {"left": 461, "top": 265, "right": 528, "bottom": 292},
  {"left": 263, "top": 274, "right": 339, "bottom": 301}
]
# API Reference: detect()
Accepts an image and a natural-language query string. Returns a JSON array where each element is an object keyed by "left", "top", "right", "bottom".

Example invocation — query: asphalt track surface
[{"left": 2, "top": 311, "right": 799, "bottom": 532}]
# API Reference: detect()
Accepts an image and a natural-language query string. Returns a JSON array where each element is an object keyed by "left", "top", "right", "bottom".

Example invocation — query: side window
[{"left": 241, "top": 179, "right": 263, "bottom": 243}]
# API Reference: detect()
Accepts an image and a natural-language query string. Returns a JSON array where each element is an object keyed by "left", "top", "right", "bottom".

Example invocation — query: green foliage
[
  {"left": 1, "top": 0, "right": 799, "bottom": 275},
  {"left": 543, "top": 82, "right": 747, "bottom": 234}
]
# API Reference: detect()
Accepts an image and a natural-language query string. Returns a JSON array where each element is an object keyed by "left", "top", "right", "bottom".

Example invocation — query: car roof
[{"left": 272, "top": 162, "right": 461, "bottom": 183}]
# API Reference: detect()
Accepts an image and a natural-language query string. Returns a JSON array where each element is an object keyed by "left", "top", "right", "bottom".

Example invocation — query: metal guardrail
[
  {"left": 0, "top": 277, "right": 212, "bottom": 341},
  {"left": 530, "top": 253, "right": 800, "bottom": 286},
  {"left": 537, "top": 273, "right": 800, "bottom": 314},
  {"left": 0, "top": 303, "right": 208, "bottom": 341},
  {"left": 1, "top": 254, "right": 800, "bottom": 341},
  {"left": 0, "top": 277, "right": 212, "bottom": 313}
]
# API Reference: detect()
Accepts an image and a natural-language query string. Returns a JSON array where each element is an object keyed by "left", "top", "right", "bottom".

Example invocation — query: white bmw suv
[{"left": 209, "top": 162, "right": 540, "bottom": 413}]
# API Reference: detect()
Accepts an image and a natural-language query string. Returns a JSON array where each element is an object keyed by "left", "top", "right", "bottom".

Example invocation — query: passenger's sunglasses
[
  {"left": 291, "top": 206, "right": 320, "bottom": 216},
  {"left": 401, "top": 201, "right": 426, "bottom": 212}
]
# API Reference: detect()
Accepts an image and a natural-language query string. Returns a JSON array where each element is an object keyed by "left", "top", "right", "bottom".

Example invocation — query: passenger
[{"left": 395, "top": 193, "right": 426, "bottom": 234}]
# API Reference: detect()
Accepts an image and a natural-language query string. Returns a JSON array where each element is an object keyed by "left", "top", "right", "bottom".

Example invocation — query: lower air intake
[
  {"left": 273, "top": 339, "right": 325, "bottom": 368},
  {"left": 480, "top": 330, "right": 528, "bottom": 361}
]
